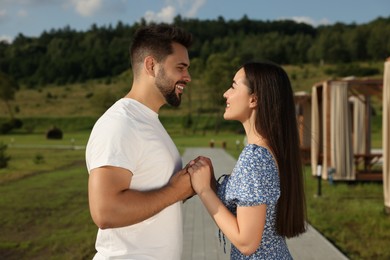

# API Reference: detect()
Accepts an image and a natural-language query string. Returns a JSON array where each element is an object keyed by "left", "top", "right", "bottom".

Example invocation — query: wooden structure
[
  {"left": 383, "top": 59, "right": 390, "bottom": 213},
  {"left": 310, "top": 78, "right": 383, "bottom": 181},
  {"left": 295, "top": 91, "right": 312, "bottom": 165}
]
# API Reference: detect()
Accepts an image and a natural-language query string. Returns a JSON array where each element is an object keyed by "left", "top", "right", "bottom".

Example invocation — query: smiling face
[
  {"left": 155, "top": 42, "right": 191, "bottom": 107},
  {"left": 223, "top": 68, "right": 256, "bottom": 123}
]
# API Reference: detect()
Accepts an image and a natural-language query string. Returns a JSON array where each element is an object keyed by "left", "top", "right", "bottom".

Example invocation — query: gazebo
[
  {"left": 383, "top": 59, "right": 390, "bottom": 214},
  {"left": 295, "top": 91, "right": 312, "bottom": 165},
  {"left": 310, "top": 77, "right": 383, "bottom": 181},
  {"left": 295, "top": 59, "right": 390, "bottom": 214}
]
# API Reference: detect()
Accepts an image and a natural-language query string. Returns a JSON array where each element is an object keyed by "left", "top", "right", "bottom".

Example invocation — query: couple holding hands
[{"left": 86, "top": 24, "right": 306, "bottom": 259}]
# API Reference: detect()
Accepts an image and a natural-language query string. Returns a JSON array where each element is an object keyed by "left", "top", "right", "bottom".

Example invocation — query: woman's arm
[{"left": 188, "top": 158, "right": 266, "bottom": 256}]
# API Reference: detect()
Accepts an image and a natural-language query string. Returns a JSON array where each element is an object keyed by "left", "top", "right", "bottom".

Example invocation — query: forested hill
[{"left": 1, "top": 15, "right": 390, "bottom": 87}]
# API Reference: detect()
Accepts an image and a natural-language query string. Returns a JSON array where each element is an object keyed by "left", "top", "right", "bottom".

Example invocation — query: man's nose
[{"left": 183, "top": 71, "right": 191, "bottom": 82}]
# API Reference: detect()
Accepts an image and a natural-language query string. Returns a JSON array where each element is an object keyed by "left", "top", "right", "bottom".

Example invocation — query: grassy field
[
  {"left": 304, "top": 173, "right": 390, "bottom": 259},
  {"left": 0, "top": 165, "right": 96, "bottom": 259},
  {"left": 0, "top": 131, "right": 389, "bottom": 259},
  {"left": 0, "top": 62, "right": 388, "bottom": 259}
]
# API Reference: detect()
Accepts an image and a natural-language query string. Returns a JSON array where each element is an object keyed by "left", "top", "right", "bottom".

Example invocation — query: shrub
[
  {"left": 11, "top": 118, "right": 23, "bottom": 129},
  {"left": 34, "top": 153, "right": 45, "bottom": 164},
  {"left": 0, "top": 142, "right": 11, "bottom": 168},
  {"left": 0, "top": 122, "right": 13, "bottom": 134},
  {"left": 46, "top": 126, "right": 63, "bottom": 140},
  {"left": 0, "top": 119, "right": 23, "bottom": 134}
]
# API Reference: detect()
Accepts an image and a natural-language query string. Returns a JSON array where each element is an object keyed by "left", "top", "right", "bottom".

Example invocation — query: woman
[{"left": 188, "top": 61, "right": 306, "bottom": 259}]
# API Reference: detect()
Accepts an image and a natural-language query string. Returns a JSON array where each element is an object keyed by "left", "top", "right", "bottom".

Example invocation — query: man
[{"left": 86, "top": 24, "right": 195, "bottom": 259}]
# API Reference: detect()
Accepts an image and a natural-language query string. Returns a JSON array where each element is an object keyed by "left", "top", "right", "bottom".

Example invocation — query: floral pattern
[{"left": 217, "top": 144, "right": 292, "bottom": 259}]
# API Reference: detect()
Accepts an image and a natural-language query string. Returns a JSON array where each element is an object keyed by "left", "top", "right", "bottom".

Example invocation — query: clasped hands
[
  {"left": 169, "top": 156, "right": 216, "bottom": 202},
  {"left": 185, "top": 156, "right": 217, "bottom": 196}
]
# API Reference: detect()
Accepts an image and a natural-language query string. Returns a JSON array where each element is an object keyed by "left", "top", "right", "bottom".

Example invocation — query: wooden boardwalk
[{"left": 182, "top": 148, "right": 349, "bottom": 260}]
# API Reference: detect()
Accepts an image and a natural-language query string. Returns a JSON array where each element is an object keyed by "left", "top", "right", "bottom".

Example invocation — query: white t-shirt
[{"left": 86, "top": 98, "right": 183, "bottom": 260}]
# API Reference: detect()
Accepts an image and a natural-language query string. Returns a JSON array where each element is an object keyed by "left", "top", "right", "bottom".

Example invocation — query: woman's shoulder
[
  {"left": 240, "top": 144, "right": 278, "bottom": 172},
  {"left": 242, "top": 144, "right": 272, "bottom": 159}
]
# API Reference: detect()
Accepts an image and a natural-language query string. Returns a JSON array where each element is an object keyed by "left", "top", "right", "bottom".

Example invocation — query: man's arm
[{"left": 88, "top": 165, "right": 194, "bottom": 229}]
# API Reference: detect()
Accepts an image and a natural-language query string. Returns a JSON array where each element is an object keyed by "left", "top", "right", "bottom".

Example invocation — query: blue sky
[{"left": 0, "top": 0, "right": 389, "bottom": 43}]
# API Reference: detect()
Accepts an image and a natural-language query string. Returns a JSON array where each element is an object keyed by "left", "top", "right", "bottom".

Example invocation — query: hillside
[
  {"left": 1, "top": 62, "right": 384, "bottom": 119},
  {"left": 1, "top": 16, "right": 389, "bottom": 88}
]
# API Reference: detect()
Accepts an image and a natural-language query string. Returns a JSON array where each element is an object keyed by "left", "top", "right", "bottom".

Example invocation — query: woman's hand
[{"left": 187, "top": 156, "right": 214, "bottom": 195}]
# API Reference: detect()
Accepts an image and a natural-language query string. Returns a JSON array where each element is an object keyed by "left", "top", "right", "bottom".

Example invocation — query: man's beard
[
  {"left": 164, "top": 87, "right": 181, "bottom": 107},
  {"left": 156, "top": 68, "right": 182, "bottom": 107}
]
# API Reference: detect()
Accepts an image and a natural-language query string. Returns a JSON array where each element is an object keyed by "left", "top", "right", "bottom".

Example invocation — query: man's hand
[{"left": 169, "top": 167, "right": 196, "bottom": 201}]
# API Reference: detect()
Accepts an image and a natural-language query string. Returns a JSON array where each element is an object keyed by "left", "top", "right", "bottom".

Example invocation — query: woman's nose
[{"left": 223, "top": 90, "right": 228, "bottom": 99}]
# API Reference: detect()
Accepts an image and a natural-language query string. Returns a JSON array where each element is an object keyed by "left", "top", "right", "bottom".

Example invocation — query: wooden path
[{"left": 182, "top": 148, "right": 349, "bottom": 260}]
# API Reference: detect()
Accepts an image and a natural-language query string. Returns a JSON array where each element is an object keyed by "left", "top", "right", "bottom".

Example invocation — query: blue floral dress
[{"left": 217, "top": 144, "right": 293, "bottom": 259}]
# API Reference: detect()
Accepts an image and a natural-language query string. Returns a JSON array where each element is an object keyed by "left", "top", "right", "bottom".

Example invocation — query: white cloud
[
  {"left": 144, "top": 5, "right": 176, "bottom": 24},
  {"left": 0, "top": 34, "right": 13, "bottom": 43},
  {"left": 143, "top": 0, "right": 206, "bottom": 23},
  {"left": 317, "top": 18, "right": 331, "bottom": 26},
  {"left": 70, "top": 0, "right": 102, "bottom": 17},
  {"left": 279, "top": 16, "right": 331, "bottom": 27},
  {"left": 185, "top": 0, "right": 205, "bottom": 17}
]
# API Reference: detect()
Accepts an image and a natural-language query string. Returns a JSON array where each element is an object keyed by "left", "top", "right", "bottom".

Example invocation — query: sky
[{"left": 0, "top": 0, "right": 389, "bottom": 43}]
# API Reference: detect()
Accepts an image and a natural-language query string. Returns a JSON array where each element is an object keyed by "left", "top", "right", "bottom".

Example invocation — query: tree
[
  {"left": 203, "top": 53, "right": 240, "bottom": 133},
  {"left": 311, "top": 27, "right": 351, "bottom": 63},
  {"left": 0, "top": 16, "right": 389, "bottom": 87},
  {"left": 0, "top": 71, "right": 19, "bottom": 119},
  {"left": 367, "top": 25, "right": 390, "bottom": 60}
]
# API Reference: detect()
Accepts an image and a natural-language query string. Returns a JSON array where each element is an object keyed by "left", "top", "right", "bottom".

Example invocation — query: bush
[
  {"left": 0, "top": 122, "right": 13, "bottom": 134},
  {"left": 182, "top": 113, "right": 193, "bottom": 129},
  {"left": 0, "top": 118, "right": 23, "bottom": 134},
  {"left": 11, "top": 118, "right": 23, "bottom": 129},
  {"left": 0, "top": 142, "right": 11, "bottom": 168},
  {"left": 46, "top": 126, "right": 63, "bottom": 140},
  {"left": 33, "top": 153, "right": 45, "bottom": 164}
]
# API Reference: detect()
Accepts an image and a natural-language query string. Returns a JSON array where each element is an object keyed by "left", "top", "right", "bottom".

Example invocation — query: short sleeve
[
  {"left": 86, "top": 114, "right": 140, "bottom": 173},
  {"left": 227, "top": 145, "right": 280, "bottom": 207}
]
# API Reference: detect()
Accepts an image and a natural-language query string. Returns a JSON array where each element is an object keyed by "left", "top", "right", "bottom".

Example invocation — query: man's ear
[
  {"left": 144, "top": 56, "right": 155, "bottom": 77},
  {"left": 249, "top": 95, "right": 257, "bottom": 108}
]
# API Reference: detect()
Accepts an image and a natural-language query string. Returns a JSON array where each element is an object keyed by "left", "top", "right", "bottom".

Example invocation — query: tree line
[{"left": 0, "top": 15, "right": 389, "bottom": 87}]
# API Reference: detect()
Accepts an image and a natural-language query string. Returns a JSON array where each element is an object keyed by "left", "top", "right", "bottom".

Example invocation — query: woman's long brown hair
[{"left": 243, "top": 61, "right": 307, "bottom": 238}]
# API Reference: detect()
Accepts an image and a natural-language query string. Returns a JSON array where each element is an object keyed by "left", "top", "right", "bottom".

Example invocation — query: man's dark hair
[{"left": 130, "top": 24, "right": 192, "bottom": 69}]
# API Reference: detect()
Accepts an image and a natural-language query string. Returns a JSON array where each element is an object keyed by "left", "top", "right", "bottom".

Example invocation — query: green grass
[
  {"left": 0, "top": 131, "right": 88, "bottom": 184},
  {"left": 0, "top": 165, "right": 96, "bottom": 259},
  {"left": 0, "top": 61, "right": 387, "bottom": 258},
  {"left": 304, "top": 172, "right": 390, "bottom": 259},
  {"left": 0, "top": 132, "right": 389, "bottom": 259}
]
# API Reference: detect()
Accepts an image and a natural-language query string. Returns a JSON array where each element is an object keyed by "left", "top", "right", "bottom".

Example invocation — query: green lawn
[
  {"left": 0, "top": 132, "right": 389, "bottom": 259},
  {"left": 303, "top": 171, "right": 390, "bottom": 259},
  {"left": 0, "top": 164, "right": 96, "bottom": 259}
]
